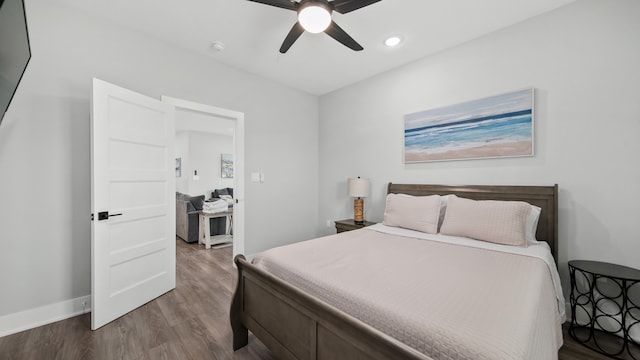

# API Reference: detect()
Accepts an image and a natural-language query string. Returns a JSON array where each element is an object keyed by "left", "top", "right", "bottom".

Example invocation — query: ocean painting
[{"left": 404, "top": 89, "right": 534, "bottom": 163}]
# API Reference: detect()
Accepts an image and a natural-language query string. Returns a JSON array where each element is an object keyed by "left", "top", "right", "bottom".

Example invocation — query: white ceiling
[{"left": 57, "top": 0, "right": 574, "bottom": 95}]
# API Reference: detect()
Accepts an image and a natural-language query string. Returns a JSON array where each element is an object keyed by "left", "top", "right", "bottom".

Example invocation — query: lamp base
[{"left": 353, "top": 198, "right": 364, "bottom": 224}]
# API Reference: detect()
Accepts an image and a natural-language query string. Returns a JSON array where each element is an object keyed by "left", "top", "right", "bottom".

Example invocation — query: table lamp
[{"left": 348, "top": 177, "right": 370, "bottom": 225}]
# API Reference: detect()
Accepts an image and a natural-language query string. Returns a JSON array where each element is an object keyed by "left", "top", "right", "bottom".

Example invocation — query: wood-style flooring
[{"left": 0, "top": 238, "right": 616, "bottom": 359}]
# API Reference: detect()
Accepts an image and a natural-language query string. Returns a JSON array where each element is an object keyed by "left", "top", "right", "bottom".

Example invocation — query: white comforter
[{"left": 252, "top": 225, "right": 565, "bottom": 360}]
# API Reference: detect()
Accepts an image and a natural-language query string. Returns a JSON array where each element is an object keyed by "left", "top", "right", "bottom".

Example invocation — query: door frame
[{"left": 161, "top": 96, "right": 245, "bottom": 257}]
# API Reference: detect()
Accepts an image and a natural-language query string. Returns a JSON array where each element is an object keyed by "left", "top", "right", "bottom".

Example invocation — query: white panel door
[{"left": 90, "top": 78, "right": 176, "bottom": 330}]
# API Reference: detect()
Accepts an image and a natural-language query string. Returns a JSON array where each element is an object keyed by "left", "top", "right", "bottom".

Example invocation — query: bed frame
[{"left": 230, "top": 183, "right": 558, "bottom": 360}]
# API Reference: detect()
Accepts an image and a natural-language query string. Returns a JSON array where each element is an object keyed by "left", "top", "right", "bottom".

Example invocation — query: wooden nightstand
[{"left": 334, "top": 219, "right": 376, "bottom": 233}]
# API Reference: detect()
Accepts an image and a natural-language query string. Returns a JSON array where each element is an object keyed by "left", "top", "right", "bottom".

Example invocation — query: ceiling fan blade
[
  {"left": 246, "top": 0, "right": 297, "bottom": 11},
  {"left": 331, "top": 0, "right": 381, "bottom": 14},
  {"left": 324, "top": 21, "right": 363, "bottom": 51},
  {"left": 280, "top": 22, "right": 305, "bottom": 53}
]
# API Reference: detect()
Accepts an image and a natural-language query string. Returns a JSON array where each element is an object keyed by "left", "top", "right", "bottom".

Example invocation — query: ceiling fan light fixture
[
  {"left": 246, "top": 0, "right": 376, "bottom": 52},
  {"left": 298, "top": 2, "right": 332, "bottom": 34}
]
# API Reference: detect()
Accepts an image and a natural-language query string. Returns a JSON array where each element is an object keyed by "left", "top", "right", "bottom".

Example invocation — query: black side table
[{"left": 569, "top": 260, "right": 640, "bottom": 359}]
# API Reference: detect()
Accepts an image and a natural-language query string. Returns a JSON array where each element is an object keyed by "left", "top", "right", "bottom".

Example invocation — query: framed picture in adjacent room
[
  {"left": 404, "top": 88, "right": 534, "bottom": 163},
  {"left": 221, "top": 154, "right": 233, "bottom": 178}
]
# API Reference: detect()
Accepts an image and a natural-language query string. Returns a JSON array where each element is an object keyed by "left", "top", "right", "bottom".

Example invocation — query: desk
[
  {"left": 569, "top": 260, "right": 640, "bottom": 359},
  {"left": 198, "top": 210, "right": 233, "bottom": 249}
]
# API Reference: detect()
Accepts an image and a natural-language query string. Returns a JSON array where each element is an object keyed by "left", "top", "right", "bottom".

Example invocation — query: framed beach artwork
[
  {"left": 404, "top": 88, "right": 534, "bottom": 163},
  {"left": 221, "top": 154, "right": 233, "bottom": 179}
]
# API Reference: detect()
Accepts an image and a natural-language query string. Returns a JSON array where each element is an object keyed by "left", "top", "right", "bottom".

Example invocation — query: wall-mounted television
[{"left": 0, "top": 0, "right": 32, "bottom": 126}]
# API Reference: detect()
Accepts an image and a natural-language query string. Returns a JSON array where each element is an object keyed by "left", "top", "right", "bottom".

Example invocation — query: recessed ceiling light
[{"left": 384, "top": 35, "right": 402, "bottom": 47}]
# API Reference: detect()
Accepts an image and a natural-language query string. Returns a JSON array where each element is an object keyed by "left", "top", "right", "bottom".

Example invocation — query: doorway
[{"left": 162, "top": 96, "right": 245, "bottom": 258}]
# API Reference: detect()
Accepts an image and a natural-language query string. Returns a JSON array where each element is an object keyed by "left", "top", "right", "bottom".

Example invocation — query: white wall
[
  {"left": 318, "top": 0, "right": 640, "bottom": 296},
  {"left": 175, "top": 132, "right": 189, "bottom": 194},
  {"left": 183, "top": 131, "right": 234, "bottom": 198},
  {"left": 0, "top": 0, "right": 318, "bottom": 330}
]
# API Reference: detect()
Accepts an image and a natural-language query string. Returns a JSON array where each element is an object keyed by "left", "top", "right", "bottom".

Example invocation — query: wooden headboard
[{"left": 387, "top": 183, "right": 559, "bottom": 263}]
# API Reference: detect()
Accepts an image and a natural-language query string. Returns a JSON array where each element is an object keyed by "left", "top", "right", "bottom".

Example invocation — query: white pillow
[
  {"left": 526, "top": 205, "right": 541, "bottom": 243},
  {"left": 437, "top": 194, "right": 452, "bottom": 232},
  {"left": 437, "top": 195, "right": 541, "bottom": 243},
  {"left": 440, "top": 195, "right": 531, "bottom": 247},
  {"left": 383, "top": 193, "right": 441, "bottom": 234}
]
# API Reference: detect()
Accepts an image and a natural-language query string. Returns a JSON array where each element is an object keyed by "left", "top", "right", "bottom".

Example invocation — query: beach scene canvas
[{"left": 404, "top": 88, "right": 534, "bottom": 163}]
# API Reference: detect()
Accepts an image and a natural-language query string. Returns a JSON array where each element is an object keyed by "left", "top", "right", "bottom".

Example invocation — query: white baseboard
[{"left": 0, "top": 295, "right": 91, "bottom": 338}]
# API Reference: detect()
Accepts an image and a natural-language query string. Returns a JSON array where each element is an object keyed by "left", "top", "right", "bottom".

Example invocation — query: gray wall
[
  {"left": 0, "top": 0, "right": 318, "bottom": 319},
  {"left": 318, "top": 0, "right": 640, "bottom": 294}
]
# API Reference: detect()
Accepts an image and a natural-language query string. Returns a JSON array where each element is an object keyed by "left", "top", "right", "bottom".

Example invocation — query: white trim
[
  {"left": 161, "top": 96, "right": 245, "bottom": 258},
  {"left": 0, "top": 295, "right": 91, "bottom": 338}
]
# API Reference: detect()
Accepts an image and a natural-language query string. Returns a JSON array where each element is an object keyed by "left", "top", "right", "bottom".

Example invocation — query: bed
[{"left": 230, "top": 183, "right": 564, "bottom": 360}]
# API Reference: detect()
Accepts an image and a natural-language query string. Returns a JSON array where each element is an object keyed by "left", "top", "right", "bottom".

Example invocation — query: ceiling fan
[{"left": 247, "top": 0, "right": 382, "bottom": 53}]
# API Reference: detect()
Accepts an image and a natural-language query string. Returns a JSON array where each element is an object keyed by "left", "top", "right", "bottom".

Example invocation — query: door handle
[{"left": 97, "top": 211, "right": 123, "bottom": 221}]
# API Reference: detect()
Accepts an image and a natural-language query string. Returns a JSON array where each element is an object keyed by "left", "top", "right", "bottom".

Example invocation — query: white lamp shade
[{"left": 348, "top": 177, "right": 370, "bottom": 198}]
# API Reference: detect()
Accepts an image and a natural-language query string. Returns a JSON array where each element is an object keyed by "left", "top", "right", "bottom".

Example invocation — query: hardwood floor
[
  {"left": 0, "top": 238, "right": 617, "bottom": 359},
  {"left": 0, "top": 239, "right": 274, "bottom": 360}
]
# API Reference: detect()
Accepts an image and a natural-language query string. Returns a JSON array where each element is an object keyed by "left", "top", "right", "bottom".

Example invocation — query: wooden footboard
[{"left": 230, "top": 255, "right": 432, "bottom": 360}]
